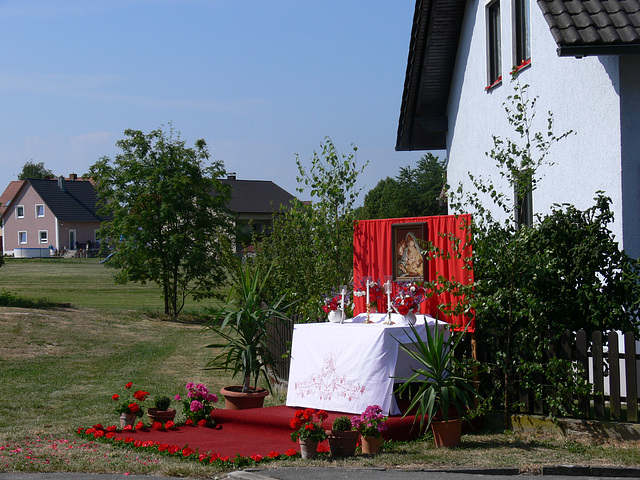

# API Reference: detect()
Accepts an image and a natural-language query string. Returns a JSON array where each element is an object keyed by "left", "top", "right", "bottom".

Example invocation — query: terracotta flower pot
[
  {"left": 326, "top": 429, "right": 359, "bottom": 457},
  {"left": 147, "top": 408, "right": 176, "bottom": 425},
  {"left": 220, "top": 386, "right": 269, "bottom": 410},
  {"left": 360, "top": 435, "right": 382, "bottom": 454},
  {"left": 431, "top": 418, "right": 461, "bottom": 447},
  {"left": 119, "top": 413, "right": 137, "bottom": 429},
  {"left": 298, "top": 438, "right": 318, "bottom": 459}
]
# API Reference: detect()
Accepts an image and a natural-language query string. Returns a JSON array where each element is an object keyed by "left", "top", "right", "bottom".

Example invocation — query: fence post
[
  {"left": 625, "top": 332, "right": 638, "bottom": 422},
  {"left": 575, "top": 330, "right": 589, "bottom": 417},
  {"left": 592, "top": 331, "right": 605, "bottom": 419},
  {"left": 608, "top": 331, "right": 621, "bottom": 420}
]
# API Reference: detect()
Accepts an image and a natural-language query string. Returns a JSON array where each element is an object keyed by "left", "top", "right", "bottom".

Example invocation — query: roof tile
[{"left": 538, "top": 0, "right": 640, "bottom": 47}]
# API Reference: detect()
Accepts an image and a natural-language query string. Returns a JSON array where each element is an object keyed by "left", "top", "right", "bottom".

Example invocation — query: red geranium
[
  {"left": 290, "top": 408, "right": 327, "bottom": 443},
  {"left": 112, "top": 382, "right": 149, "bottom": 418}
]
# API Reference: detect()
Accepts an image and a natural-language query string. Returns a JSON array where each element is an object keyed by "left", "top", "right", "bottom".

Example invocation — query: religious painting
[{"left": 392, "top": 222, "right": 427, "bottom": 281}]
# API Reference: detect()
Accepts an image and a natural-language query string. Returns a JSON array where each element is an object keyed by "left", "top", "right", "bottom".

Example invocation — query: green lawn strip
[{"left": 0, "top": 258, "right": 225, "bottom": 313}]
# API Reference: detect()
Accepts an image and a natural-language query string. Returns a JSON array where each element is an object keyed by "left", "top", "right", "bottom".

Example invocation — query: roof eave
[{"left": 557, "top": 44, "right": 640, "bottom": 57}]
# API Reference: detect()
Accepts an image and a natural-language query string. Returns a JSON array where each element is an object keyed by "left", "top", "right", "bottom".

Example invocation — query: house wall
[
  {"left": 446, "top": 0, "right": 630, "bottom": 254},
  {"left": 56, "top": 221, "right": 101, "bottom": 251},
  {"left": 2, "top": 184, "right": 57, "bottom": 254},
  {"left": 620, "top": 55, "right": 640, "bottom": 259}
]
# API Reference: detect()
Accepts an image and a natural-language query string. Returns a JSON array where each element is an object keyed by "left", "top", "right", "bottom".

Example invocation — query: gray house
[
  {"left": 397, "top": 0, "right": 640, "bottom": 258},
  {"left": 219, "top": 174, "right": 295, "bottom": 253}
]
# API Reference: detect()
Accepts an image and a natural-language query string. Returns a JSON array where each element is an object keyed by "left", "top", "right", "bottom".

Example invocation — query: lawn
[
  {"left": 0, "top": 257, "right": 223, "bottom": 313},
  {"left": 1, "top": 260, "right": 639, "bottom": 477}
]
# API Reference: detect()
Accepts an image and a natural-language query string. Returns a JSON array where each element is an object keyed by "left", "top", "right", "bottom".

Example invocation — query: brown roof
[{"left": 0, "top": 181, "right": 25, "bottom": 220}]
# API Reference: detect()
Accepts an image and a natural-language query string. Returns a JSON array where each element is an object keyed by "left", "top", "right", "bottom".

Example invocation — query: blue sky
[{"left": 0, "top": 1, "right": 430, "bottom": 203}]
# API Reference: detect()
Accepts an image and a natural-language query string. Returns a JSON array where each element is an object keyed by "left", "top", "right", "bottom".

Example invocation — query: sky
[{"left": 0, "top": 0, "right": 430, "bottom": 204}]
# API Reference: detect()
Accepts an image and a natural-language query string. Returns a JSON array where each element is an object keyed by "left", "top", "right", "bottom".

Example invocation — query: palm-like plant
[
  {"left": 206, "top": 262, "right": 290, "bottom": 393},
  {"left": 394, "top": 320, "right": 481, "bottom": 431}
]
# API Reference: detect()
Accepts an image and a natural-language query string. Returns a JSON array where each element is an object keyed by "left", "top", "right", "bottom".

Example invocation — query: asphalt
[{"left": 3, "top": 465, "right": 640, "bottom": 480}]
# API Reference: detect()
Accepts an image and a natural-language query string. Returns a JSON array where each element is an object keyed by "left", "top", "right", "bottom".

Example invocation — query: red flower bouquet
[
  {"left": 112, "top": 382, "right": 150, "bottom": 418},
  {"left": 290, "top": 408, "right": 328, "bottom": 443},
  {"left": 392, "top": 282, "right": 427, "bottom": 315}
]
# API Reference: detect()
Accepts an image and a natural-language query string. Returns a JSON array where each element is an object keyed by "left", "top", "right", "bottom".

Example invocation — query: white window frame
[
  {"left": 16, "top": 205, "right": 24, "bottom": 219},
  {"left": 36, "top": 204, "right": 45, "bottom": 218},
  {"left": 18, "top": 231, "right": 27, "bottom": 244},
  {"left": 512, "top": 0, "right": 531, "bottom": 72},
  {"left": 486, "top": 0, "right": 502, "bottom": 90},
  {"left": 39, "top": 230, "right": 48, "bottom": 244}
]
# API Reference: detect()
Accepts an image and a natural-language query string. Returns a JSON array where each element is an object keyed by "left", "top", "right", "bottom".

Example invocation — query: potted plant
[
  {"left": 206, "top": 262, "right": 291, "bottom": 409},
  {"left": 111, "top": 381, "right": 149, "bottom": 428},
  {"left": 325, "top": 416, "right": 359, "bottom": 457},
  {"left": 175, "top": 382, "right": 218, "bottom": 427},
  {"left": 394, "top": 320, "right": 481, "bottom": 447},
  {"left": 289, "top": 408, "right": 328, "bottom": 459},
  {"left": 351, "top": 405, "right": 388, "bottom": 454},
  {"left": 147, "top": 395, "right": 176, "bottom": 425}
]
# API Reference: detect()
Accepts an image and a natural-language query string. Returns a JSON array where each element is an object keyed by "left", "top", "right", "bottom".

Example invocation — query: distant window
[
  {"left": 39, "top": 230, "right": 48, "bottom": 244},
  {"left": 513, "top": 0, "right": 531, "bottom": 71},
  {"left": 486, "top": 0, "right": 502, "bottom": 90},
  {"left": 515, "top": 170, "right": 533, "bottom": 228},
  {"left": 18, "top": 231, "right": 27, "bottom": 244},
  {"left": 36, "top": 204, "right": 45, "bottom": 217},
  {"left": 16, "top": 205, "right": 24, "bottom": 219}
]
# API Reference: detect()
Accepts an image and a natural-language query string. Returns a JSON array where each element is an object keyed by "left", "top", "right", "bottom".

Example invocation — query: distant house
[
  {"left": 397, "top": 0, "right": 640, "bottom": 258},
  {"left": 219, "top": 174, "right": 296, "bottom": 252},
  {"left": 0, "top": 175, "right": 105, "bottom": 257}
]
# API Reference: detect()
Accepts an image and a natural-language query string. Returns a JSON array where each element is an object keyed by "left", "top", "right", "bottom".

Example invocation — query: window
[
  {"left": 18, "top": 231, "right": 27, "bottom": 244},
  {"left": 513, "top": 0, "right": 531, "bottom": 71},
  {"left": 515, "top": 170, "right": 533, "bottom": 228},
  {"left": 39, "top": 230, "right": 48, "bottom": 244},
  {"left": 486, "top": 0, "right": 502, "bottom": 90},
  {"left": 36, "top": 204, "right": 45, "bottom": 218},
  {"left": 16, "top": 205, "right": 24, "bottom": 218}
]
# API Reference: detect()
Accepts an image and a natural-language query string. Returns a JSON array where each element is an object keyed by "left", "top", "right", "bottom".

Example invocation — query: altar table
[{"left": 285, "top": 313, "right": 445, "bottom": 416}]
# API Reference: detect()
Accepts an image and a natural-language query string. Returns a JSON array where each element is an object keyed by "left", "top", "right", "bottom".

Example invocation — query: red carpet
[{"left": 110, "top": 406, "right": 424, "bottom": 458}]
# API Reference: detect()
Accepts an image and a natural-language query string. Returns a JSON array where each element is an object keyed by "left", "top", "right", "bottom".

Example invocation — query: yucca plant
[
  {"left": 205, "top": 261, "right": 291, "bottom": 393},
  {"left": 394, "top": 320, "right": 481, "bottom": 431}
]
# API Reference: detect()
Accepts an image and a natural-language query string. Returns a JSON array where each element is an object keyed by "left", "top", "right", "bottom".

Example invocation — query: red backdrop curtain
[{"left": 352, "top": 215, "right": 474, "bottom": 332}]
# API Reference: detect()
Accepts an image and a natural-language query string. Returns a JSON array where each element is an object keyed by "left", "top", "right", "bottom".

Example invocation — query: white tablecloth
[{"left": 285, "top": 313, "right": 443, "bottom": 415}]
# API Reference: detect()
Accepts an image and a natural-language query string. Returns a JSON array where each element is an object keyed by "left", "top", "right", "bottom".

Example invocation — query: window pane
[
  {"left": 488, "top": 1, "right": 502, "bottom": 85},
  {"left": 36, "top": 205, "right": 45, "bottom": 217},
  {"left": 17, "top": 206, "right": 24, "bottom": 218},
  {"left": 515, "top": 0, "right": 530, "bottom": 66},
  {"left": 18, "top": 232, "right": 27, "bottom": 244},
  {"left": 40, "top": 231, "right": 48, "bottom": 243}
]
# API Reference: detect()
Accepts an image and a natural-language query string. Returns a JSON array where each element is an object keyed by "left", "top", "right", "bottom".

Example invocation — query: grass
[
  {"left": 1, "top": 259, "right": 640, "bottom": 477},
  {"left": 0, "top": 257, "right": 223, "bottom": 313}
]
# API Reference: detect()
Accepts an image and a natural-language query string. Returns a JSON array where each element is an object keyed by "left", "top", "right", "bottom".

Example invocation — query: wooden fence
[
  {"left": 515, "top": 329, "right": 640, "bottom": 421},
  {"left": 267, "top": 321, "right": 640, "bottom": 423}
]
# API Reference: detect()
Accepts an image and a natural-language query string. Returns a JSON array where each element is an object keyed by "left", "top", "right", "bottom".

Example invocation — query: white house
[{"left": 397, "top": 0, "right": 640, "bottom": 258}]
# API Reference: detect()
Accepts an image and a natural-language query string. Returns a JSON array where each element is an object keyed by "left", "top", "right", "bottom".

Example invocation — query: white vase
[
  {"left": 399, "top": 311, "right": 416, "bottom": 325},
  {"left": 328, "top": 309, "right": 345, "bottom": 323}
]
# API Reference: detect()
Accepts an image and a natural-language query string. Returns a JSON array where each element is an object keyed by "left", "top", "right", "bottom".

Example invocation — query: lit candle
[
  {"left": 340, "top": 285, "right": 347, "bottom": 310},
  {"left": 364, "top": 276, "right": 372, "bottom": 305}
]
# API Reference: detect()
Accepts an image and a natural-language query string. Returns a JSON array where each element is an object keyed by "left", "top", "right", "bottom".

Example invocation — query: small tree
[
  {"left": 88, "top": 126, "right": 235, "bottom": 317},
  {"left": 18, "top": 160, "right": 54, "bottom": 180},
  {"left": 254, "top": 137, "right": 367, "bottom": 318}
]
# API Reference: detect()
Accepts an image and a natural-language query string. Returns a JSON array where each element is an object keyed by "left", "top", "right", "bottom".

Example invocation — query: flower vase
[
  {"left": 298, "top": 438, "right": 319, "bottom": 459},
  {"left": 400, "top": 311, "right": 417, "bottom": 326},
  {"left": 120, "top": 413, "right": 137, "bottom": 429},
  {"left": 360, "top": 435, "right": 382, "bottom": 455},
  {"left": 328, "top": 309, "right": 345, "bottom": 323}
]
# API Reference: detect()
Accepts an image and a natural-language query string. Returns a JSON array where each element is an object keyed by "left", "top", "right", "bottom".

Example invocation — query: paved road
[{"left": 3, "top": 466, "right": 640, "bottom": 480}]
